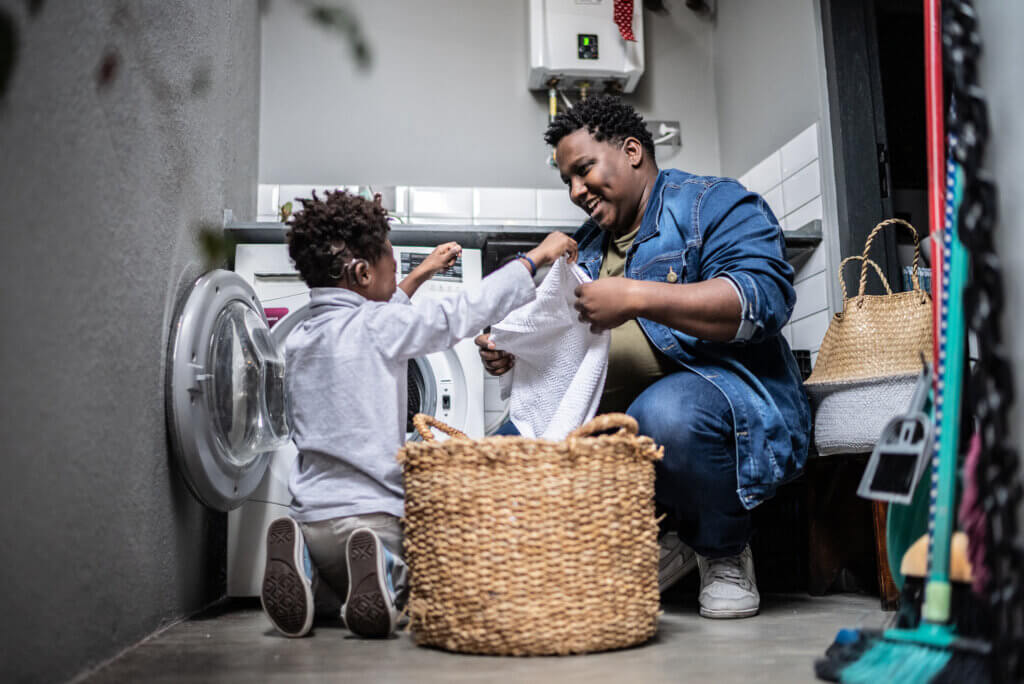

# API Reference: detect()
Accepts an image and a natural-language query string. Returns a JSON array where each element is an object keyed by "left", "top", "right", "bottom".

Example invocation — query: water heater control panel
[{"left": 528, "top": 0, "right": 644, "bottom": 92}]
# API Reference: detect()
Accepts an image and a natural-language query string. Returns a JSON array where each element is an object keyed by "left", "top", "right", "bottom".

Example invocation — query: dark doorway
[{"left": 820, "top": 0, "right": 928, "bottom": 294}]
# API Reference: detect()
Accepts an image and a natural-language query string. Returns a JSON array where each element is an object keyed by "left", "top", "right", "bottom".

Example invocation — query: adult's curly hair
[
  {"left": 286, "top": 190, "right": 390, "bottom": 288},
  {"left": 544, "top": 95, "right": 655, "bottom": 156}
]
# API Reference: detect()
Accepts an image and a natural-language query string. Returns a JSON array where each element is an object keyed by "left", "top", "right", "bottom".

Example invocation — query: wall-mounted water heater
[{"left": 528, "top": 0, "right": 645, "bottom": 93}]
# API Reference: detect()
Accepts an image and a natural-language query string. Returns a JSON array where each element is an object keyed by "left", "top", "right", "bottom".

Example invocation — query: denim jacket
[{"left": 574, "top": 169, "right": 811, "bottom": 509}]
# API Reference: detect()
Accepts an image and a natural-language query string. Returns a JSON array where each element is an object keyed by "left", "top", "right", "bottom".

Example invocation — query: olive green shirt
[{"left": 596, "top": 227, "right": 677, "bottom": 414}]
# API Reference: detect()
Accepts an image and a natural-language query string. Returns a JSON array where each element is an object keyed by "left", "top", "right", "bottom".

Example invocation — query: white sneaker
[
  {"left": 696, "top": 544, "right": 760, "bottom": 619},
  {"left": 343, "top": 528, "right": 398, "bottom": 638},
  {"left": 658, "top": 531, "right": 698, "bottom": 592},
  {"left": 261, "top": 517, "right": 315, "bottom": 637}
]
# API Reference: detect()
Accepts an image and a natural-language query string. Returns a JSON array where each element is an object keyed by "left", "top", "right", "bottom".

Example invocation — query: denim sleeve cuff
[{"left": 718, "top": 273, "right": 757, "bottom": 342}]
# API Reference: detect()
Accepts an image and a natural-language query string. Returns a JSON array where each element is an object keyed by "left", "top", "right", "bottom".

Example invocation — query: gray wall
[
  {"left": 978, "top": 0, "right": 1024, "bottom": 536},
  {"left": 0, "top": 2, "right": 260, "bottom": 682},
  {"left": 259, "top": 0, "right": 720, "bottom": 188},
  {"left": 712, "top": 0, "right": 823, "bottom": 177}
]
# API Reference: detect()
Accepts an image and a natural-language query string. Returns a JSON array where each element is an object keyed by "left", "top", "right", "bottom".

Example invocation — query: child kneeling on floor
[{"left": 261, "top": 190, "right": 577, "bottom": 639}]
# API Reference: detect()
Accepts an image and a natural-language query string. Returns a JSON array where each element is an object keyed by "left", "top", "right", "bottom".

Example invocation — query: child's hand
[
  {"left": 421, "top": 242, "right": 462, "bottom": 274},
  {"left": 525, "top": 231, "right": 578, "bottom": 268}
]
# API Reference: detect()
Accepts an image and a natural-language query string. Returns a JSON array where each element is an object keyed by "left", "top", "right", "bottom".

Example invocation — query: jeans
[
  {"left": 628, "top": 370, "right": 750, "bottom": 559},
  {"left": 299, "top": 512, "right": 409, "bottom": 617},
  {"left": 496, "top": 368, "right": 750, "bottom": 559}
]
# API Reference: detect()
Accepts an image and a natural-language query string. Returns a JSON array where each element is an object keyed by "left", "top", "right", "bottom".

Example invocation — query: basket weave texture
[
  {"left": 398, "top": 413, "right": 663, "bottom": 656},
  {"left": 805, "top": 219, "right": 932, "bottom": 390}
]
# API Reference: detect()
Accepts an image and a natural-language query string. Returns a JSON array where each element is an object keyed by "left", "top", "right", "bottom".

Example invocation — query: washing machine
[{"left": 219, "top": 240, "right": 484, "bottom": 597}]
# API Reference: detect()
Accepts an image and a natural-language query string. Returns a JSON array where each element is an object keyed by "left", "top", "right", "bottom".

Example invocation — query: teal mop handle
[{"left": 922, "top": 163, "right": 966, "bottom": 624}]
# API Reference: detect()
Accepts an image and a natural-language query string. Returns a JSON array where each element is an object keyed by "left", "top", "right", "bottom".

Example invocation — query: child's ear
[{"left": 352, "top": 260, "right": 371, "bottom": 286}]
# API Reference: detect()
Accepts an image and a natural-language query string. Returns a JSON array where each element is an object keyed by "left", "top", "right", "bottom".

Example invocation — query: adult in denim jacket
[{"left": 477, "top": 97, "right": 811, "bottom": 619}]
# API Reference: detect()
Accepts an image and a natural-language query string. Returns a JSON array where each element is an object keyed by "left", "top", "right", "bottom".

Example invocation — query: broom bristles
[{"left": 840, "top": 640, "right": 952, "bottom": 683}]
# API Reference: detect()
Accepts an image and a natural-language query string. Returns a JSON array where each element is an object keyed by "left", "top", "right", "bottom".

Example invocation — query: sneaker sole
[
  {"left": 344, "top": 529, "right": 395, "bottom": 638},
  {"left": 699, "top": 605, "right": 760, "bottom": 619},
  {"left": 261, "top": 518, "right": 314, "bottom": 637}
]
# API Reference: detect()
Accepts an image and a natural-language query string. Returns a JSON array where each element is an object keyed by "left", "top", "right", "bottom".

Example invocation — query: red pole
[{"left": 924, "top": 0, "right": 944, "bottom": 372}]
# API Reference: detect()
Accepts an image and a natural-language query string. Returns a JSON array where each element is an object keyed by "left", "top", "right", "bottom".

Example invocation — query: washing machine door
[{"left": 167, "top": 270, "right": 290, "bottom": 511}]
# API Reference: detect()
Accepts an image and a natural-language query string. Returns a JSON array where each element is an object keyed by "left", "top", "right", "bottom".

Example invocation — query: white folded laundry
[{"left": 491, "top": 257, "right": 610, "bottom": 440}]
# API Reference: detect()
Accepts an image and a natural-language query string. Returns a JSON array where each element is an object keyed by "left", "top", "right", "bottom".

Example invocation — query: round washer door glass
[
  {"left": 168, "top": 269, "right": 291, "bottom": 511},
  {"left": 209, "top": 301, "right": 287, "bottom": 465}
]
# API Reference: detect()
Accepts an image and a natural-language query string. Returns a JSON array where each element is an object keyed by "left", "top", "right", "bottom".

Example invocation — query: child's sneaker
[
  {"left": 343, "top": 528, "right": 398, "bottom": 638},
  {"left": 261, "top": 517, "right": 315, "bottom": 637}
]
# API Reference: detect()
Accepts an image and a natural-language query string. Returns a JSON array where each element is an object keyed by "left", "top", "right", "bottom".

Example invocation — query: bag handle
[
  {"left": 838, "top": 255, "right": 892, "bottom": 300},
  {"left": 567, "top": 413, "right": 638, "bottom": 440},
  {"left": 859, "top": 218, "right": 924, "bottom": 295},
  {"left": 411, "top": 413, "right": 468, "bottom": 442}
]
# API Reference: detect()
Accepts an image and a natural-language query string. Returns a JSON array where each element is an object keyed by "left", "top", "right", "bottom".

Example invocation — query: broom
[{"left": 813, "top": 143, "right": 990, "bottom": 683}]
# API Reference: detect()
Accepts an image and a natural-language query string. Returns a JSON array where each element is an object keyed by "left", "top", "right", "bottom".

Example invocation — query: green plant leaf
[{"left": 307, "top": 4, "right": 372, "bottom": 70}]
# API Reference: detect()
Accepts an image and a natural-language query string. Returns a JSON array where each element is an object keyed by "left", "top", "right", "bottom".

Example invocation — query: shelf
[
  {"left": 783, "top": 219, "right": 823, "bottom": 269},
  {"left": 224, "top": 218, "right": 823, "bottom": 265}
]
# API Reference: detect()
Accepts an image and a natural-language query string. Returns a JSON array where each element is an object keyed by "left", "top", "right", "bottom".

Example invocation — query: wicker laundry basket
[{"left": 397, "top": 413, "right": 663, "bottom": 656}]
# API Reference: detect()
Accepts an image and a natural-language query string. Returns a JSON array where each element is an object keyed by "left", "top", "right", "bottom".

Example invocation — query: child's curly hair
[{"left": 286, "top": 190, "right": 390, "bottom": 288}]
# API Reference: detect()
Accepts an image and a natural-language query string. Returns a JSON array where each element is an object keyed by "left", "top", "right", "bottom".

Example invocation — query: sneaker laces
[{"left": 704, "top": 553, "right": 752, "bottom": 589}]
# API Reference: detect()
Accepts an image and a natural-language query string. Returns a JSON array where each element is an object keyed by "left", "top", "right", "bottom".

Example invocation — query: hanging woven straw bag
[
  {"left": 804, "top": 218, "right": 933, "bottom": 455},
  {"left": 398, "top": 412, "right": 663, "bottom": 656}
]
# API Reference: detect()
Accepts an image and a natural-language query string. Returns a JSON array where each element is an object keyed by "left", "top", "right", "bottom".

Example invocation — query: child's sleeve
[{"left": 366, "top": 261, "right": 536, "bottom": 361}]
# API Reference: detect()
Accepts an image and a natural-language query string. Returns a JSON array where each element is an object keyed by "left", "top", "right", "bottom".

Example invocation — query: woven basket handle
[
  {"left": 838, "top": 255, "right": 892, "bottom": 300},
  {"left": 859, "top": 218, "right": 923, "bottom": 295},
  {"left": 411, "top": 413, "right": 468, "bottom": 442},
  {"left": 567, "top": 413, "right": 638, "bottom": 440}
]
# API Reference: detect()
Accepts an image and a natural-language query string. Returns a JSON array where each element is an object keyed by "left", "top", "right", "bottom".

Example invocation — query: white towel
[{"left": 491, "top": 257, "right": 610, "bottom": 440}]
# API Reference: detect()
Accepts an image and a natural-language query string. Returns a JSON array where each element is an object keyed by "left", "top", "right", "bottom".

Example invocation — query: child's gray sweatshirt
[{"left": 285, "top": 261, "right": 535, "bottom": 522}]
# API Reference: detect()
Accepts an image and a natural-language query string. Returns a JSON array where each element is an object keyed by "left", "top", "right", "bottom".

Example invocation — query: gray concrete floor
[{"left": 85, "top": 593, "right": 889, "bottom": 683}]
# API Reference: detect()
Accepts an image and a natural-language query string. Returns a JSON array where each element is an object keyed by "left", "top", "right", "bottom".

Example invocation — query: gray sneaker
[
  {"left": 343, "top": 528, "right": 398, "bottom": 638},
  {"left": 261, "top": 517, "right": 315, "bottom": 637},
  {"left": 658, "top": 531, "right": 698, "bottom": 593},
  {"left": 696, "top": 544, "right": 760, "bottom": 619}
]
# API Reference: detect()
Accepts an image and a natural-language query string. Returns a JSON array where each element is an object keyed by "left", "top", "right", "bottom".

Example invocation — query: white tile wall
[
  {"left": 785, "top": 196, "right": 823, "bottom": 233},
  {"left": 473, "top": 188, "right": 537, "bottom": 221},
  {"left": 737, "top": 120, "right": 833, "bottom": 358},
  {"left": 408, "top": 187, "right": 474, "bottom": 219},
  {"left": 791, "top": 309, "right": 831, "bottom": 352},
  {"left": 762, "top": 185, "right": 785, "bottom": 222},
  {"left": 781, "top": 123, "right": 819, "bottom": 179},
  {"left": 392, "top": 186, "right": 409, "bottom": 219},
  {"left": 405, "top": 217, "right": 473, "bottom": 225},
  {"left": 277, "top": 184, "right": 347, "bottom": 211},
  {"left": 537, "top": 189, "right": 588, "bottom": 222},
  {"left": 257, "top": 184, "right": 279, "bottom": 220},
  {"left": 792, "top": 274, "right": 829, "bottom": 321},
  {"left": 739, "top": 151, "right": 783, "bottom": 196},
  {"left": 539, "top": 219, "right": 587, "bottom": 228},
  {"left": 781, "top": 160, "right": 822, "bottom": 218}
]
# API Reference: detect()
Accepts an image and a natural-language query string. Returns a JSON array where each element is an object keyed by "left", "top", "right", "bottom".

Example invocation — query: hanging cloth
[{"left": 614, "top": 0, "right": 636, "bottom": 41}]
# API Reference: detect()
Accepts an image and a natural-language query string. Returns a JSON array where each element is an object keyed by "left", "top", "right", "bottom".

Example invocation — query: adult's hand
[
  {"left": 573, "top": 277, "right": 640, "bottom": 333},
  {"left": 474, "top": 333, "right": 515, "bottom": 376}
]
